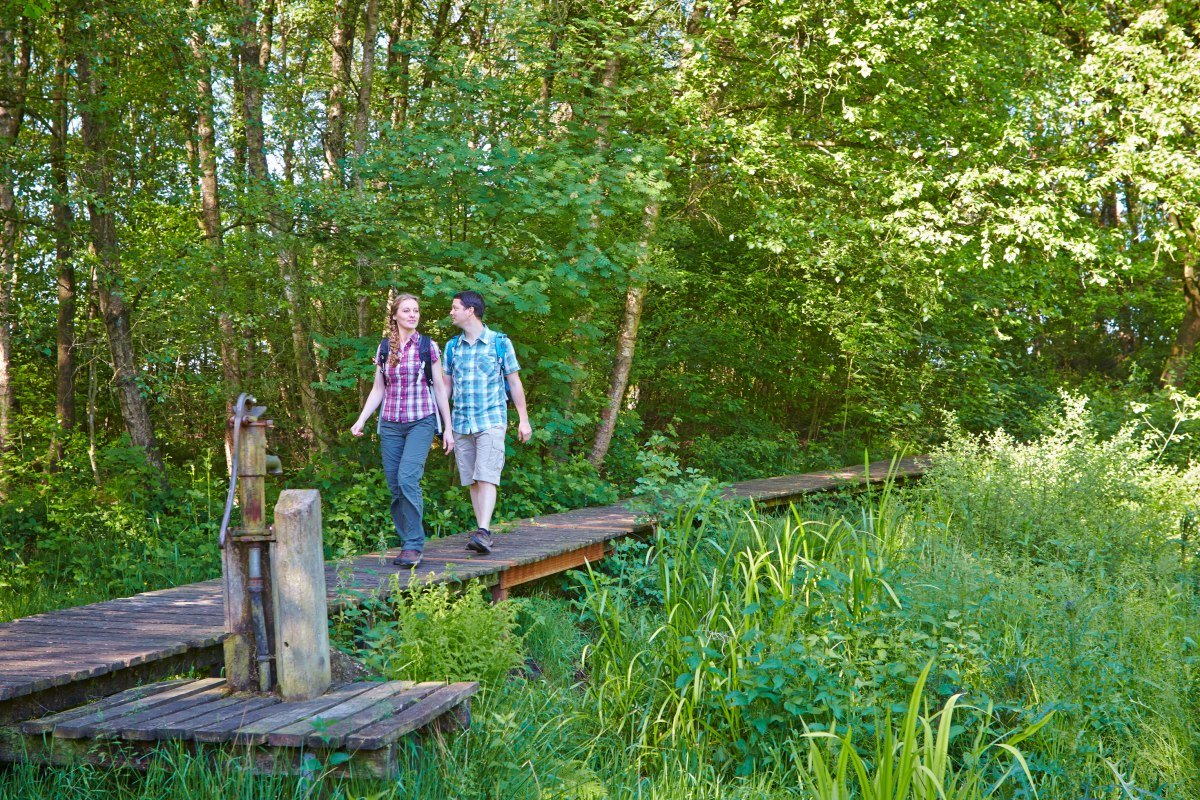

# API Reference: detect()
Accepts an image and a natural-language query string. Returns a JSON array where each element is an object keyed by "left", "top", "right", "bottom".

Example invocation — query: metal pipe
[{"left": 247, "top": 543, "right": 273, "bottom": 693}]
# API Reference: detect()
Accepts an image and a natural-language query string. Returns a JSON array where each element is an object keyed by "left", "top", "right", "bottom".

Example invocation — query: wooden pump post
[
  {"left": 221, "top": 395, "right": 277, "bottom": 693},
  {"left": 271, "top": 490, "right": 331, "bottom": 701}
]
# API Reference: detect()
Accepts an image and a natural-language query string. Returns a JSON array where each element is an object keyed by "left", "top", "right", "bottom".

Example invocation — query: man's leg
[
  {"left": 465, "top": 426, "right": 505, "bottom": 553},
  {"left": 469, "top": 480, "right": 497, "bottom": 531}
]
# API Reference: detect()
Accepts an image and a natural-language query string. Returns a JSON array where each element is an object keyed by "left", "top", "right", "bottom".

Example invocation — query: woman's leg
[
  {"left": 395, "top": 415, "right": 437, "bottom": 552},
  {"left": 379, "top": 421, "right": 408, "bottom": 546}
]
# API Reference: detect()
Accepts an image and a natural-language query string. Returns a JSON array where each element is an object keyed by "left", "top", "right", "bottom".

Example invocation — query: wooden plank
[
  {"left": 120, "top": 693, "right": 274, "bottom": 741},
  {"left": 499, "top": 542, "right": 605, "bottom": 590},
  {"left": 19, "top": 680, "right": 191, "bottom": 734},
  {"left": 54, "top": 678, "right": 225, "bottom": 739},
  {"left": 190, "top": 697, "right": 292, "bottom": 742},
  {"left": 303, "top": 683, "right": 442, "bottom": 750},
  {"left": 0, "top": 643, "right": 191, "bottom": 674},
  {"left": 102, "top": 683, "right": 232, "bottom": 738},
  {"left": 266, "top": 681, "right": 417, "bottom": 747},
  {"left": 4, "top": 611, "right": 221, "bottom": 628},
  {"left": 143, "top": 694, "right": 281, "bottom": 741},
  {"left": 344, "top": 682, "right": 479, "bottom": 750},
  {"left": 1, "top": 647, "right": 224, "bottom": 721},
  {"left": 0, "top": 626, "right": 219, "bottom": 644},
  {"left": 225, "top": 683, "right": 381, "bottom": 745},
  {"left": 0, "top": 639, "right": 203, "bottom": 660}
]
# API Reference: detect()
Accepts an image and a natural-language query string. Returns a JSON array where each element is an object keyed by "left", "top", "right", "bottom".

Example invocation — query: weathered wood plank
[
  {"left": 190, "top": 698, "right": 291, "bottom": 742},
  {"left": 120, "top": 693, "right": 275, "bottom": 741},
  {"left": 344, "top": 683, "right": 479, "bottom": 750},
  {"left": 54, "top": 679, "right": 225, "bottom": 739},
  {"left": 142, "top": 694, "right": 280, "bottom": 741},
  {"left": 266, "top": 681, "right": 418, "bottom": 747},
  {"left": 19, "top": 680, "right": 191, "bottom": 735},
  {"left": 304, "top": 683, "right": 441, "bottom": 750},
  {"left": 103, "top": 683, "right": 232, "bottom": 738},
  {"left": 226, "top": 683, "right": 380, "bottom": 745}
]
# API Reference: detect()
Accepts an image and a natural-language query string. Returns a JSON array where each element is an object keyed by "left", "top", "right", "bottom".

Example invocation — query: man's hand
[
  {"left": 442, "top": 430, "right": 455, "bottom": 453},
  {"left": 350, "top": 420, "right": 366, "bottom": 437},
  {"left": 518, "top": 420, "right": 532, "bottom": 443}
]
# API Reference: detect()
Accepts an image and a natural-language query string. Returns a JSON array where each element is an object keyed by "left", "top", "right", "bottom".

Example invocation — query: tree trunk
[
  {"left": 1161, "top": 216, "right": 1200, "bottom": 389},
  {"left": 238, "top": 0, "right": 331, "bottom": 452},
  {"left": 76, "top": 34, "right": 167, "bottom": 476},
  {"left": 52, "top": 24, "right": 76, "bottom": 434},
  {"left": 324, "top": 0, "right": 358, "bottom": 186},
  {"left": 0, "top": 21, "right": 31, "bottom": 454},
  {"left": 589, "top": 200, "right": 659, "bottom": 467},
  {"left": 190, "top": 0, "right": 239, "bottom": 394},
  {"left": 388, "top": 0, "right": 413, "bottom": 128},
  {"left": 354, "top": 0, "right": 379, "bottom": 402}
]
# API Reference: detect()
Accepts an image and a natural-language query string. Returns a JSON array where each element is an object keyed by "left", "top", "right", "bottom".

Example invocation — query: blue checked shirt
[{"left": 445, "top": 326, "right": 520, "bottom": 434}]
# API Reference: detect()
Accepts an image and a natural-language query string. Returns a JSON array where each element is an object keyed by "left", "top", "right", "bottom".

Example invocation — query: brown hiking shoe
[
  {"left": 465, "top": 529, "right": 493, "bottom": 554},
  {"left": 392, "top": 550, "right": 422, "bottom": 568}
]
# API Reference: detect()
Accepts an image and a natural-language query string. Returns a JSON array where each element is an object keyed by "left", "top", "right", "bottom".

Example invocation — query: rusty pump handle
[{"left": 218, "top": 392, "right": 255, "bottom": 549}]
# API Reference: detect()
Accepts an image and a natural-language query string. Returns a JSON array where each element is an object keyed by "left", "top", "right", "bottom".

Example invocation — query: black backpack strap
[
  {"left": 419, "top": 334, "right": 433, "bottom": 387},
  {"left": 377, "top": 337, "right": 390, "bottom": 385}
]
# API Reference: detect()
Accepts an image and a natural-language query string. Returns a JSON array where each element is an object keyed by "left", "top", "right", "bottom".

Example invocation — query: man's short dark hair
[{"left": 454, "top": 290, "right": 486, "bottom": 320}]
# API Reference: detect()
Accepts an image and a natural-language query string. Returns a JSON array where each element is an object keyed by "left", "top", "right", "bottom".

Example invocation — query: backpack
[
  {"left": 444, "top": 331, "right": 513, "bottom": 406},
  {"left": 377, "top": 334, "right": 443, "bottom": 434}
]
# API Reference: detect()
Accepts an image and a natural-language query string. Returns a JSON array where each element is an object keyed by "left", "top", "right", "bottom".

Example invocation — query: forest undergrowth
[{"left": 2, "top": 396, "right": 1198, "bottom": 798}]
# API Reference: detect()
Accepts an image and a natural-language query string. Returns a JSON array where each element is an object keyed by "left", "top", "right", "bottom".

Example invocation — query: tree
[{"left": 0, "top": 16, "right": 31, "bottom": 452}]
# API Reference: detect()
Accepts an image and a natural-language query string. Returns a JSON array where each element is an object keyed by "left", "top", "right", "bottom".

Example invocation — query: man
[{"left": 444, "top": 290, "right": 532, "bottom": 553}]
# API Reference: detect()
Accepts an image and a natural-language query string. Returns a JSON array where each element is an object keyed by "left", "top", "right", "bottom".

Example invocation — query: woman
[{"left": 351, "top": 294, "right": 454, "bottom": 568}]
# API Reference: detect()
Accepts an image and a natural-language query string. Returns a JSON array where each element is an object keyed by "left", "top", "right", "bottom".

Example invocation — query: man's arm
[{"left": 506, "top": 372, "right": 532, "bottom": 443}]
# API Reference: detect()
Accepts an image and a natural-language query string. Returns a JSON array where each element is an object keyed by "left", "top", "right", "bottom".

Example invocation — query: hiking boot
[
  {"left": 466, "top": 529, "right": 493, "bottom": 554},
  {"left": 392, "top": 549, "right": 422, "bottom": 568}
]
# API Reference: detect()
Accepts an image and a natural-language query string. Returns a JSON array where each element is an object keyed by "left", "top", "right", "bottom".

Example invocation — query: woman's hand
[
  {"left": 350, "top": 420, "right": 366, "bottom": 437},
  {"left": 442, "top": 430, "right": 455, "bottom": 453}
]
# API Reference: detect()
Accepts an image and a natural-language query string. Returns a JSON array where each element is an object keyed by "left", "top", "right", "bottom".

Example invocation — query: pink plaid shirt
[{"left": 378, "top": 335, "right": 440, "bottom": 423}]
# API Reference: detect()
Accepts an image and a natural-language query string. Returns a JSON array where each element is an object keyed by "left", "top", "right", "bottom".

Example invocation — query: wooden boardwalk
[
  {"left": 10, "top": 677, "right": 477, "bottom": 775},
  {"left": 0, "top": 455, "right": 927, "bottom": 724}
]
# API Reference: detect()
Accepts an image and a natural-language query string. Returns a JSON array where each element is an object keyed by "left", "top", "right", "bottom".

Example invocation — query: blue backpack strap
[
  {"left": 493, "top": 331, "right": 513, "bottom": 404},
  {"left": 494, "top": 332, "right": 506, "bottom": 373},
  {"left": 444, "top": 334, "right": 460, "bottom": 376}
]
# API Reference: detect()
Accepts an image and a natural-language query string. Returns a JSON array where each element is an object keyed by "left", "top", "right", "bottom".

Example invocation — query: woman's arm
[{"left": 350, "top": 368, "right": 386, "bottom": 436}]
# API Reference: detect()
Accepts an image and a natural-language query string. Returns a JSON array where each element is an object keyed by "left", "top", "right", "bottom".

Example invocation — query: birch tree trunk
[
  {"left": 589, "top": 201, "right": 658, "bottom": 467},
  {"left": 588, "top": 2, "right": 706, "bottom": 465}
]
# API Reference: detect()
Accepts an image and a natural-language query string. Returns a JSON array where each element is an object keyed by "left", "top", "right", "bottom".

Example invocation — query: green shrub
[
  {"left": 352, "top": 578, "right": 524, "bottom": 687},
  {"left": 923, "top": 392, "right": 1200, "bottom": 577}
]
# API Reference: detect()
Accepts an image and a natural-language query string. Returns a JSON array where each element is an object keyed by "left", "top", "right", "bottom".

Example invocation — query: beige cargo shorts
[{"left": 454, "top": 425, "right": 507, "bottom": 486}]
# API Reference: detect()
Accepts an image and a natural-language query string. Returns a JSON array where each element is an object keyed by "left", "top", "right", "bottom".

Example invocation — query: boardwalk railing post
[{"left": 271, "top": 489, "right": 331, "bottom": 701}]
